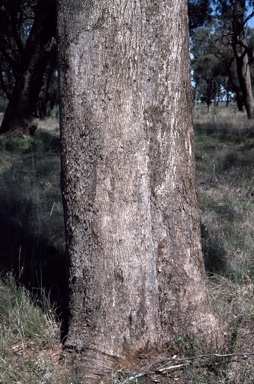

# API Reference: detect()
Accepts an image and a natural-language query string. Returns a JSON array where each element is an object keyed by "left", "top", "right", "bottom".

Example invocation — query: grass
[
  {"left": 0, "top": 109, "right": 254, "bottom": 382},
  {"left": 0, "top": 272, "right": 84, "bottom": 384},
  {"left": 0, "top": 117, "right": 79, "bottom": 382},
  {"left": 0, "top": 121, "right": 67, "bottom": 314},
  {"left": 0, "top": 273, "right": 61, "bottom": 384},
  {"left": 110, "top": 105, "right": 254, "bottom": 383},
  {"left": 195, "top": 105, "right": 254, "bottom": 281},
  {"left": 192, "top": 104, "right": 254, "bottom": 383}
]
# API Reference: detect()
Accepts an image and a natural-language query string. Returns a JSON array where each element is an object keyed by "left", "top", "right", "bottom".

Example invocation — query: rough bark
[
  {"left": 58, "top": 0, "right": 225, "bottom": 382},
  {"left": 0, "top": 0, "right": 56, "bottom": 136}
]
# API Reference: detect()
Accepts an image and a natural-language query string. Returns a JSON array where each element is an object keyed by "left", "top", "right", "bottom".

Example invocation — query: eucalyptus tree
[
  {"left": 191, "top": 25, "right": 231, "bottom": 107},
  {"left": 0, "top": 0, "right": 56, "bottom": 135},
  {"left": 58, "top": 0, "right": 225, "bottom": 382},
  {"left": 0, "top": 0, "right": 211, "bottom": 134},
  {"left": 215, "top": 0, "right": 254, "bottom": 118},
  {"left": 0, "top": 0, "right": 35, "bottom": 101}
]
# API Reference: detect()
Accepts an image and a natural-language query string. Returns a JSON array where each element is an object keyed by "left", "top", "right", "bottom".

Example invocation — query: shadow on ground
[{"left": 0, "top": 132, "right": 69, "bottom": 337}]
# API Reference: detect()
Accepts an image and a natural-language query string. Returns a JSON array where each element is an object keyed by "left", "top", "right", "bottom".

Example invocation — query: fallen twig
[
  {"left": 156, "top": 363, "right": 187, "bottom": 373},
  {"left": 116, "top": 352, "right": 254, "bottom": 384}
]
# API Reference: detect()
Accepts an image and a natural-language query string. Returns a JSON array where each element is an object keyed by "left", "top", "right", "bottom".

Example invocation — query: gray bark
[{"left": 58, "top": 0, "right": 225, "bottom": 381}]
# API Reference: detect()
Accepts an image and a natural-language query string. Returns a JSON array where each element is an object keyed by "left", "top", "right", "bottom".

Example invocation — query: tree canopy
[
  {"left": 1, "top": 0, "right": 254, "bottom": 128},
  {"left": 188, "top": 0, "right": 213, "bottom": 29},
  {"left": 192, "top": 0, "right": 254, "bottom": 116}
]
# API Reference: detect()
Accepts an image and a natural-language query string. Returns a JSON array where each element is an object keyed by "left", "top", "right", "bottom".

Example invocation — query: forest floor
[
  {"left": 0, "top": 106, "right": 254, "bottom": 383},
  {"left": 111, "top": 105, "right": 254, "bottom": 383}
]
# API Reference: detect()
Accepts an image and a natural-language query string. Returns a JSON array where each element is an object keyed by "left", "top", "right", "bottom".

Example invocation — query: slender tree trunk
[
  {"left": 0, "top": 0, "right": 56, "bottom": 136},
  {"left": 206, "top": 79, "right": 216, "bottom": 112},
  {"left": 38, "top": 48, "right": 57, "bottom": 118},
  {"left": 236, "top": 91, "right": 244, "bottom": 112},
  {"left": 233, "top": 40, "right": 254, "bottom": 118},
  {"left": 58, "top": 1, "right": 225, "bottom": 382},
  {"left": 228, "top": 69, "right": 244, "bottom": 111}
]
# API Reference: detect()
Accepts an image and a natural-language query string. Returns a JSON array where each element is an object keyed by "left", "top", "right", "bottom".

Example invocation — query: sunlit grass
[
  {"left": 194, "top": 104, "right": 254, "bottom": 383},
  {"left": 1, "top": 112, "right": 254, "bottom": 383}
]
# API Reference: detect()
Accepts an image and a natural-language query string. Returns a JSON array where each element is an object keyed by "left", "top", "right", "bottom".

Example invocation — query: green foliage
[
  {"left": 188, "top": 0, "right": 212, "bottom": 29},
  {"left": 191, "top": 2, "right": 254, "bottom": 109},
  {"left": 191, "top": 24, "right": 235, "bottom": 106},
  {"left": 175, "top": 333, "right": 196, "bottom": 355}
]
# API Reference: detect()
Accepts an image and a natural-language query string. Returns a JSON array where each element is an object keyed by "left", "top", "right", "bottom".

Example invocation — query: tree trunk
[
  {"left": 232, "top": 0, "right": 254, "bottom": 119},
  {"left": 0, "top": 0, "right": 56, "bottom": 136},
  {"left": 236, "top": 91, "right": 244, "bottom": 112},
  {"left": 58, "top": 0, "right": 225, "bottom": 382},
  {"left": 37, "top": 48, "right": 57, "bottom": 118},
  {"left": 233, "top": 39, "right": 254, "bottom": 118}
]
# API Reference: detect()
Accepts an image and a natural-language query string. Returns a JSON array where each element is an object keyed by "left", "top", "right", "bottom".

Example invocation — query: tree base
[
  {"left": 61, "top": 320, "right": 227, "bottom": 384},
  {"left": 61, "top": 346, "right": 119, "bottom": 383}
]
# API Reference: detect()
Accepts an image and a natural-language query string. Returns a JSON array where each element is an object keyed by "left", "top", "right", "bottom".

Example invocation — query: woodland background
[{"left": 1, "top": 1, "right": 254, "bottom": 383}]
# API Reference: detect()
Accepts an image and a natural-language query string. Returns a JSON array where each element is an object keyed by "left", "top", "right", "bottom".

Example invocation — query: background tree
[
  {"left": 37, "top": 50, "right": 58, "bottom": 118},
  {"left": 0, "top": 0, "right": 56, "bottom": 135},
  {"left": 212, "top": 0, "right": 254, "bottom": 117},
  {"left": 0, "top": 0, "right": 210, "bottom": 133},
  {"left": 191, "top": 26, "right": 228, "bottom": 109},
  {"left": 58, "top": 0, "right": 224, "bottom": 382},
  {"left": 0, "top": 0, "right": 35, "bottom": 103},
  {"left": 191, "top": 8, "right": 254, "bottom": 111}
]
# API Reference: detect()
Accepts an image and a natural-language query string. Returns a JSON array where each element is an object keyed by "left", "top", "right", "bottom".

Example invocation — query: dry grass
[
  {"left": 111, "top": 105, "right": 254, "bottom": 383},
  {"left": 194, "top": 104, "right": 254, "bottom": 383},
  {"left": 0, "top": 273, "right": 64, "bottom": 384},
  {"left": 0, "top": 272, "right": 80, "bottom": 383},
  {"left": 0, "top": 119, "right": 74, "bottom": 383},
  {"left": 1, "top": 111, "right": 254, "bottom": 383}
]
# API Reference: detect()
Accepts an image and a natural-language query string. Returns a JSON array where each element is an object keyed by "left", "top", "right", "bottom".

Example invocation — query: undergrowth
[
  {"left": 0, "top": 273, "right": 62, "bottom": 384},
  {"left": 0, "top": 123, "right": 67, "bottom": 319},
  {"left": 0, "top": 120, "right": 77, "bottom": 383},
  {"left": 110, "top": 105, "right": 254, "bottom": 383},
  {"left": 0, "top": 111, "right": 254, "bottom": 383},
  {"left": 193, "top": 105, "right": 254, "bottom": 383}
]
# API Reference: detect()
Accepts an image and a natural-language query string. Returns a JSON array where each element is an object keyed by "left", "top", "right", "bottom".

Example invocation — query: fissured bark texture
[{"left": 58, "top": 1, "right": 225, "bottom": 381}]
